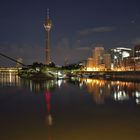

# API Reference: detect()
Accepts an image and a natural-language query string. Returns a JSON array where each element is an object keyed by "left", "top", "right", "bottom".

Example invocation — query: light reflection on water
[
  {"left": 0, "top": 72, "right": 140, "bottom": 140},
  {"left": 0, "top": 72, "right": 20, "bottom": 86},
  {"left": 79, "top": 78, "right": 140, "bottom": 105}
]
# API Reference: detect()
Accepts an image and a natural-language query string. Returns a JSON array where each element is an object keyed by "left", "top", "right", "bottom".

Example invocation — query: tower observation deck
[{"left": 44, "top": 9, "right": 52, "bottom": 65}]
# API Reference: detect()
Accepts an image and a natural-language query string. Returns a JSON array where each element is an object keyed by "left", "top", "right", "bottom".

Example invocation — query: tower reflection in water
[
  {"left": 79, "top": 78, "right": 140, "bottom": 104},
  {"left": 45, "top": 90, "right": 53, "bottom": 140},
  {"left": 45, "top": 90, "right": 53, "bottom": 126},
  {"left": 21, "top": 79, "right": 59, "bottom": 123},
  {"left": 22, "top": 79, "right": 61, "bottom": 140}
]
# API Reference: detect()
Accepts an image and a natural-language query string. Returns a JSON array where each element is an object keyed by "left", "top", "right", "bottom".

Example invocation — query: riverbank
[
  {"left": 77, "top": 71, "right": 140, "bottom": 82},
  {"left": 18, "top": 66, "right": 140, "bottom": 82},
  {"left": 18, "top": 71, "right": 55, "bottom": 81}
]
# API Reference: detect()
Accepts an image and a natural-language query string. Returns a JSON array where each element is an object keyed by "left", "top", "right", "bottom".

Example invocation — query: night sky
[{"left": 0, "top": 0, "right": 140, "bottom": 66}]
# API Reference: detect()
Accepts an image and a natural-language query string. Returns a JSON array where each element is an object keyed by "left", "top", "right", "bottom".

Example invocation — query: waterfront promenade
[{"left": 76, "top": 70, "right": 140, "bottom": 81}]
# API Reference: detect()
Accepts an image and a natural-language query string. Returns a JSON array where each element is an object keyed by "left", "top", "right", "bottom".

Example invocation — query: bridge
[
  {"left": 0, "top": 67, "right": 20, "bottom": 73},
  {"left": 0, "top": 52, "right": 27, "bottom": 67},
  {"left": 0, "top": 52, "right": 27, "bottom": 74},
  {"left": 0, "top": 52, "right": 27, "bottom": 75}
]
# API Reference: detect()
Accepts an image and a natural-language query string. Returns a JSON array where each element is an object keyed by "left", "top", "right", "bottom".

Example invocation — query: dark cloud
[{"left": 78, "top": 26, "right": 115, "bottom": 36}]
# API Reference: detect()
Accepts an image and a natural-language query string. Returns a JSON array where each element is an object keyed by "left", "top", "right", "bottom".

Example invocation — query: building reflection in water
[
  {"left": 0, "top": 71, "right": 64, "bottom": 92},
  {"left": 0, "top": 72, "right": 20, "bottom": 87},
  {"left": 79, "top": 78, "right": 140, "bottom": 105},
  {"left": 80, "top": 79, "right": 111, "bottom": 104},
  {"left": 1, "top": 72, "right": 140, "bottom": 105}
]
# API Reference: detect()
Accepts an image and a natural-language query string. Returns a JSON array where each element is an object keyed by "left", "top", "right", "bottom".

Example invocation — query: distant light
[
  {"left": 116, "top": 47, "right": 132, "bottom": 51},
  {"left": 136, "top": 99, "right": 140, "bottom": 104},
  {"left": 86, "top": 67, "right": 99, "bottom": 71},
  {"left": 122, "top": 51, "right": 130, "bottom": 58},
  {"left": 86, "top": 79, "right": 92, "bottom": 84},
  {"left": 79, "top": 83, "right": 83, "bottom": 88},
  {"left": 135, "top": 91, "right": 140, "bottom": 98},
  {"left": 58, "top": 80, "right": 62, "bottom": 88},
  {"left": 9, "top": 69, "right": 13, "bottom": 72},
  {"left": 9, "top": 72, "right": 12, "bottom": 83}
]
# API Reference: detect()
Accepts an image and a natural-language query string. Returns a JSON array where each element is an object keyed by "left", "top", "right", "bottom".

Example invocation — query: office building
[
  {"left": 93, "top": 45, "right": 105, "bottom": 67},
  {"left": 110, "top": 47, "right": 132, "bottom": 69}
]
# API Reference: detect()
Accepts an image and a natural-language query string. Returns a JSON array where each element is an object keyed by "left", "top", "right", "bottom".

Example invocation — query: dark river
[{"left": 0, "top": 72, "right": 140, "bottom": 140}]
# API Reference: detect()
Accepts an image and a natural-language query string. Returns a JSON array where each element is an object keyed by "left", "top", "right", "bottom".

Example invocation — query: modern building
[
  {"left": 44, "top": 9, "right": 52, "bottom": 65},
  {"left": 122, "top": 57, "right": 135, "bottom": 71},
  {"left": 110, "top": 47, "right": 132, "bottom": 69},
  {"left": 92, "top": 45, "right": 105, "bottom": 70},
  {"left": 134, "top": 44, "right": 140, "bottom": 59},
  {"left": 86, "top": 45, "right": 110, "bottom": 71},
  {"left": 103, "top": 53, "right": 111, "bottom": 70},
  {"left": 86, "top": 58, "right": 94, "bottom": 71},
  {"left": 134, "top": 44, "right": 140, "bottom": 70}
]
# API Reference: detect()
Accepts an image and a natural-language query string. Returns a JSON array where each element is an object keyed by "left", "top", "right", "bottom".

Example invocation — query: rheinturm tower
[{"left": 44, "top": 9, "right": 52, "bottom": 64}]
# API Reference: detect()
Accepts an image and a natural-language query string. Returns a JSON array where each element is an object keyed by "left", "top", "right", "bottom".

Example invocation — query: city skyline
[{"left": 0, "top": 0, "right": 140, "bottom": 66}]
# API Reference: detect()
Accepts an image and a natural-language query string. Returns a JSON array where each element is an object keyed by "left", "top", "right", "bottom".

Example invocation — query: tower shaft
[{"left": 45, "top": 30, "right": 51, "bottom": 64}]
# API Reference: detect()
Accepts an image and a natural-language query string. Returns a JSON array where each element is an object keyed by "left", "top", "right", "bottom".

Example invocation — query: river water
[{"left": 0, "top": 72, "right": 140, "bottom": 140}]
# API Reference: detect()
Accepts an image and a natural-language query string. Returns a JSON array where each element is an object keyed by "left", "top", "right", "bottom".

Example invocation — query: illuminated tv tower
[{"left": 44, "top": 9, "right": 52, "bottom": 64}]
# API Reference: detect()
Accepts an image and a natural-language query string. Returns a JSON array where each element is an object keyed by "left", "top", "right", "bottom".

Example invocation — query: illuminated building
[
  {"left": 86, "top": 46, "right": 134, "bottom": 71},
  {"left": 93, "top": 45, "right": 105, "bottom": 70},
  {"left": 86, "top": 58, "right": 94, "bottom": 71},
  {"left": 86, "top": 45, "right": 108, "bottom": 71},
  {"left": 134, "top": 45, "right": 140, "bottom": 70},
  {"left": 122, "top": 57, "right": 135, "bottom": 71},
  {"left": 44, "top": 9, "right": 52, "bottom": 64},
  {"left": 93, "top": 46, "right": 104, "bottom": 66},
  {"left": 111, "top": 47, "right": 132, "bottom": 70},
  {"left": 103, "top": 53, "right": 111, "bottom": 70},
  {"left": 134, "top": 44, "right": 140, "bottom": 59}
]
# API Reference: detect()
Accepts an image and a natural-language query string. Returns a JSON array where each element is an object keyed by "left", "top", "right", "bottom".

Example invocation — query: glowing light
[
  {"left": 114, "top": 92, "right": 117, "bottom": 100},
  {"left": 58, "top": 80, "right": 62, "bottom": 88},
  {"left": 29, "top": 80, "right": 33, "bottom": 91},
  {"left": 47, "top": 114, "right": 53, "bottom": 126},
  {"left": 9, "top": 72, "right": 12, "bottom": 83},
  {"left": 135, "top": 91, "right": 140, "bottom": 98},
  {"left": 114, "top": 91, "right": 129, "bottom": 101},
  {"left": 136, "top": 99, "right": 140, "bottom": 104},
  {"left": 122, "top": 51, "right": 130, "bottom": 58},
  {"left": 86, "top": 67, "right": 93, "bottom": 71},
  {"left": 86, "top": 79, "right": 93, "bottom": 84},
  {"left": 79, "top": 82, "right": 83, "bottom": 88},
  {"left": 9, "top": 69, "right": 12, "bottom": 72}
]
